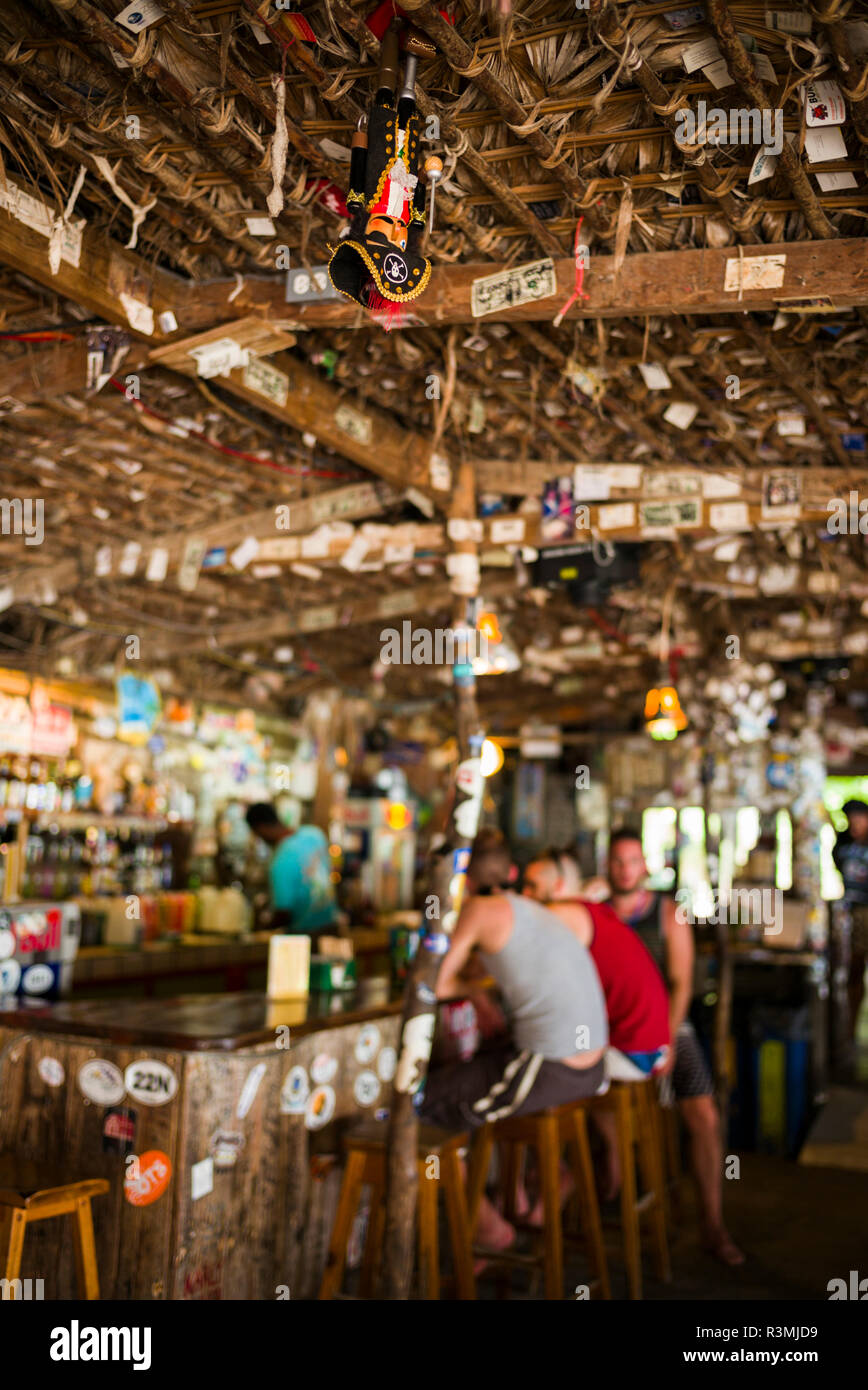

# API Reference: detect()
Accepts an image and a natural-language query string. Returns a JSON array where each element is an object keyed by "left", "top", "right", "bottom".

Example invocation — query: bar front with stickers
[{"left": 0, "top": 988, "right": 404, "bottom": 1299}]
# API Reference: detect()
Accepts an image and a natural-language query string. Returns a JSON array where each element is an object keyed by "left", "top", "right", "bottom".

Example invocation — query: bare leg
[
  {"left": 591, "top": 1109, "right": 621, "bottom": 1201},
  {"left": 475, "top": 1193, "right": 516, "bottom": 1250},
  {"left": 679, "top": 1095, "right": 744, "bottom": 1266},
  {"left": 526, "top": 1161, "right": 574, "bottom": 1227},
  {"left": 458, "top": 1156, "right": 515, "bottom": 1251}
]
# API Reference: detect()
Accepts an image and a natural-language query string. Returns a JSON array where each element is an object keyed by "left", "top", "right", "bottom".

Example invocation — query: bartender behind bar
[{"left": 245, "top": 803, "right": 337, "bottom": 936}]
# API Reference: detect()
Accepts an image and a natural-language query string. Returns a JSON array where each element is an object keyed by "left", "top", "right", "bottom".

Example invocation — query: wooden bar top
[{"left": 0, "top": 985, "right": 403, "bottom": 1052}]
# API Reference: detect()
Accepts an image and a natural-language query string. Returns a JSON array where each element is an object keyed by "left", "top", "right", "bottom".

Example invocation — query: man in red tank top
[
  {"left": 524, "top": 854, "right": 670, "bottom": 1071},
  {"left": 524, "top": 854, "right": 672, "bottom": 1201}
]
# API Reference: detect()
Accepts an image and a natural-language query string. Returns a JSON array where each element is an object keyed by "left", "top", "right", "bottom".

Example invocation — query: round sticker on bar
[
  {"left": 78, "top": 1059, "right": 125, "bottom": 1107},
  {"left": 21, "top": 963, "right": 54, "bottom": 995},
  {"left": 305, "top": 1085, "right": 336, "bottom": 1130},
  {"left": 310, "top": 1053, "right": 338, "bottom": 1085},
  {"left": 0, "top": 928, "right": 15, "bottom": 960},
  {"left": 455, "top": 758, "right": 482, "bottom": 797},
  {"left": 38, "top": 1056, "right": 65, "bottom": 1088},
  {"left": 0, "top": 960, "right": 21, "bottom": 994},
  {"left": 280, "top": 1065, "right": 309, "bottom": 1115},
  {"left": 124, "top": 1150, "right": 172, "bottom": 1207},
  {"left": 124, "top": 1059, "right": 178, "bottom": 1107},
  {"left": 377, "top": 1046, "right": 397, "bottom": 1083},
  {"left": 354, "top": 1023, "right": 381, "bottom": 1065},
  {"left": 354, "top": 1070, "right": 380, "bottom": 1107}
]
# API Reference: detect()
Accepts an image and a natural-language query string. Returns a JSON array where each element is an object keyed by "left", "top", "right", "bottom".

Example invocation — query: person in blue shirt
[{"left": 245, "top": 803, "right": 336, "bottom": 936}]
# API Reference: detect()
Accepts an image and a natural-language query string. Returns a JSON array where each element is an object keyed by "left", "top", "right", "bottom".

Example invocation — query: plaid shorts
[{"left": 657, "top": 1020, "right": 713, "bottom": 1105}]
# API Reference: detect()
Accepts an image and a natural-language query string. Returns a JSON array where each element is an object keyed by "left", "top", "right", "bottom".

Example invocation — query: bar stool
[
  {"left": 589, "top": 1079, "right": 671, "bottom": 1299},
  {"left": 319, "top": 1121, "right": 476, "bottom": 1300},
  {"left": 657, "top": 1089, "right": 684, "bottom": 1224},
  {"left": 467, "top": 1100, "right": 610, "bottom": 1301},
  {"left": 0, "top": 1154, "right": 109, "bottom": 1299}
]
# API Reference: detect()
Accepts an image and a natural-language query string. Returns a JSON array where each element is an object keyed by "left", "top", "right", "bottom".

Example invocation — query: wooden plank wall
[{"left": 0, "top": 1014, "right": 401, "bottom": 1300}]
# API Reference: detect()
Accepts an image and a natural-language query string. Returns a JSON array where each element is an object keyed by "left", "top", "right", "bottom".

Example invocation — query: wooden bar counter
[{"left": 0, "top": 986, "right": 403, "bottom": 1299}]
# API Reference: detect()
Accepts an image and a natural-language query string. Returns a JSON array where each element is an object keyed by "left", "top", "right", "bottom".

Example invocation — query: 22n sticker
[{"left": 124, "top": 1059, "right": 178, "bottom": 1107}]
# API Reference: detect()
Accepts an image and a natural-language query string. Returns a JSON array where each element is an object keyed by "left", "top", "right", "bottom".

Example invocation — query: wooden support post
[
  {"left": 382, "top": 461, "right": 484, "bottom": 1299},
  {"left": 790, "top": 690, "right": 830, "bottom": 1104},
  {"left": 702, "top": 735, "right": 732, "bottom": 1112}
]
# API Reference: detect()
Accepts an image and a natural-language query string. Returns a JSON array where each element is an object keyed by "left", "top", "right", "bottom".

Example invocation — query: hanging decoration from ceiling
[{"left": 327, "top": 19, "right": 441, "bottom": 329}]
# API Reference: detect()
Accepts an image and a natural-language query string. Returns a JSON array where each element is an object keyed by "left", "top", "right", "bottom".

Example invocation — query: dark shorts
[
  {"left": 418, "top": 1043, "right": 606, "bottom": 1131},
  {"left": 659, "top": 1020, "right": 713, "bottom": 1103}
]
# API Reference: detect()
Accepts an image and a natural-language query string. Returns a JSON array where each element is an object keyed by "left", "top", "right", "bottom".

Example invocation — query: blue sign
[{"left": 116, "top": 674, "right": 161, "bottom": 744}]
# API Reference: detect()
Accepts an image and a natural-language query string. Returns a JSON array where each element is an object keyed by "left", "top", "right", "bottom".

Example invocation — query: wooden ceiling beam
[
  {"left": 470, "top": 460, "right": 868, "bottom": 506},
  {"left": 0, "top": 213, "right": 450, "bottom": 497},
  {"left": 0, "top": 341, "right": 146, "bottom": 406},
  {"left": 263, "top": 238, "right": 868, "bottom": 329},
  {"left": 147, "top": 573, "right": 518, "bottom": 659},
  {"left": 195, "top": 348, "right": 446, "bottom": 496},
  {"left": 2, "top": 203, "right": 863, "bottom": 336},
  {"left": 4, "top": 480, "right": 398, "bottom": 611}
]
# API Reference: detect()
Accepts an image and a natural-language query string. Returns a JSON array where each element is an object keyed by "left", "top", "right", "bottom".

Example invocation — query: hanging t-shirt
[
  {"left": 269, "top": 826, "right": 336, "bottom": 933},
  {"left": 832, "top": 834, "right": 868, "bottom": 906}
]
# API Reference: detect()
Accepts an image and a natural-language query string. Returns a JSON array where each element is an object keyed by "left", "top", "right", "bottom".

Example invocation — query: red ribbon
[{"left": 552, "top": 217, "right": 589, "bottom": 328}]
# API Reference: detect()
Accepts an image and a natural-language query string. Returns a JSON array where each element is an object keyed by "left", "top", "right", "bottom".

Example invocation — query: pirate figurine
[{"left": 328, "top": 21, "right": 441, "bottom": 325}]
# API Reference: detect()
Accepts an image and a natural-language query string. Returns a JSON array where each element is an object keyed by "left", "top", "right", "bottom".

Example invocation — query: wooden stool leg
[
  {"left": 635, "top": 1084, "right": 671, "bottom": 1284},
  {"left": 501, "top": 1140, "right": 525, "bottom": 1223},
  {"left": 416, "top": 1168, "right": 440, "bottom": 1300},
  {"left": 536, "top": 1113, "right": 564, "bottom": 1301},
  {"left": 71, "top": 1197, "right": 101, "bottom": 1300},
  {"left": 660, "top": 1095, "right": 684, "bottom": 1222},
  {"left": 319, "top": 1149, "right": 367, "bottom": 1300},
  {"left": 467, "top": 1125, "right": 495, "bottom": 1233},
  {"left": 567, "top": 1109, "right": 611, "bottom": 1300},
  {"left": 440, "top": 1148, "right": 476, "bottom": 1301},
  {"left": 359, "top": 1182, "right": 385, "bottom": 1299},
  {"left": 1, "top": 1207, "right": 27, "bottom": 1286},
  {"left": 615, "top": 1087, "right": 642, "bottom": 1301}
]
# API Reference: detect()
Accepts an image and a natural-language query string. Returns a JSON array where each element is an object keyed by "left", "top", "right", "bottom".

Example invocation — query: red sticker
[
  {"left": 124, "top": 1150, "right": 172, "bottom": 1207},
  {"left": 364, "top": 3, "right": 454, "bottom": 40}
]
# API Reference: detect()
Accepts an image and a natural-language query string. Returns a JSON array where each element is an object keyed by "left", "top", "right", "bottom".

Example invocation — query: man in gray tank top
[{"left": 419, "top": 832, "right": 607, "bottom": 1252}]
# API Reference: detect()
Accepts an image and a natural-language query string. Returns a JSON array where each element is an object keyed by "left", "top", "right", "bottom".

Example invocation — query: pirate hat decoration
[
  {"left": 327, "top": 25, "right": 435, "bottom": 327},
  {"left": 329, "top": 235, "right": 431, "bottom": 311}
]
